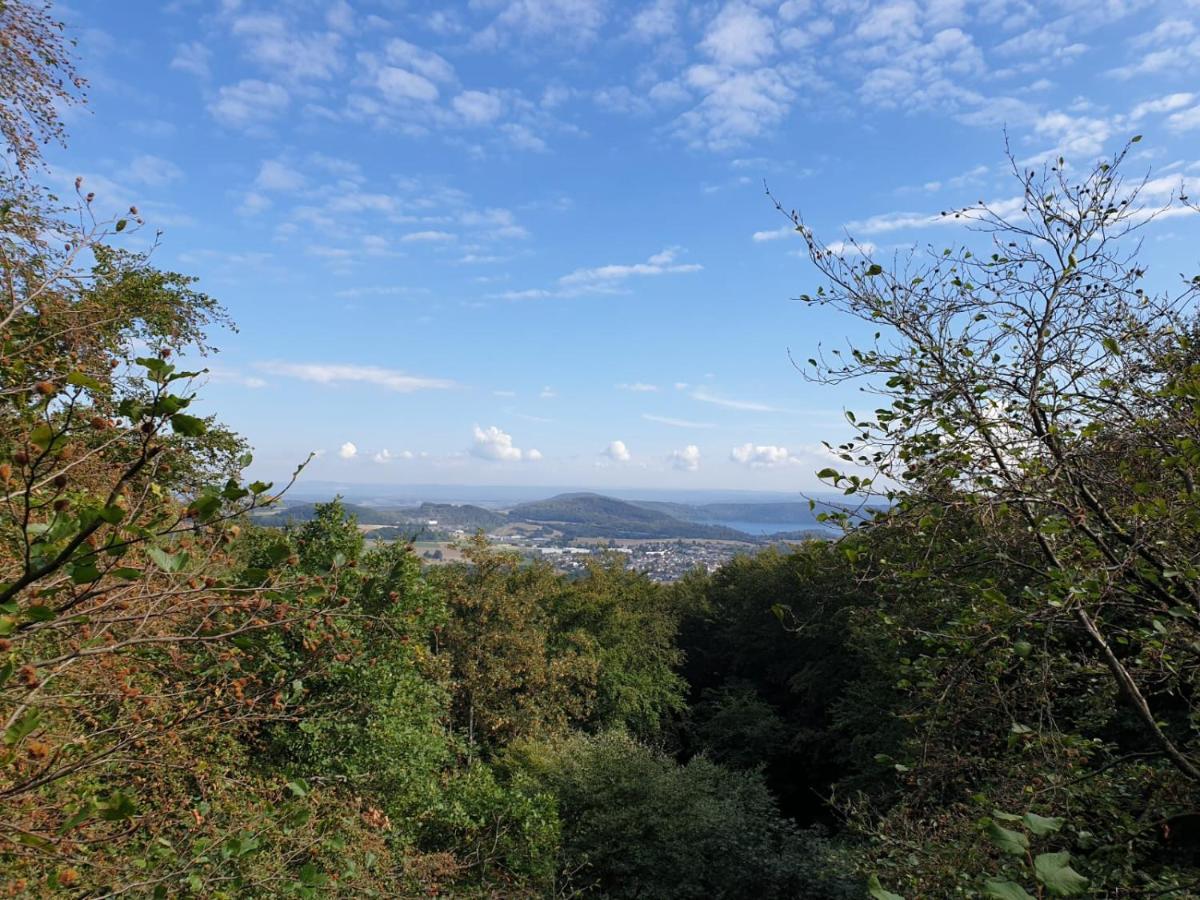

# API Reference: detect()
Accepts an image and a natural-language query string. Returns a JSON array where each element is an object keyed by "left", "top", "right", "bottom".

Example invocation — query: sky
[{"left": 49, "top": 0, "right": 1200, "bottom": 491}]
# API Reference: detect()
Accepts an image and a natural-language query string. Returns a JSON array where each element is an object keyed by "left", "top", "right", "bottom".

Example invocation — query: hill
[
  {"left": 632, "top": 500, "right": 843, "bottom": 526},
  {"left": 250, "top": 501, "right": 405, "bottom": 527},
  {"left": 396, "top": 502, "right": 506, "bottom": 530},
  {"left": 509, "top": 493, "right": 752, "bottom": 540}
]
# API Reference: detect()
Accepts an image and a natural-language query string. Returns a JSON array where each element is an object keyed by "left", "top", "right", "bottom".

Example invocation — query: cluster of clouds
[
  {"left": 495, "top": 247, "right": 702, "bottom": 301},
  {"left": 730, "top": 443, "right": 801, "bottom": 468},
  {"left": 180, "top": 3, "right": 577, "bottom": 156},
  {"left": 336, "top": 442, "right": 422, "bottom": 463},
  {"left": 229, "top": 149, "right": 533, "bottom": 268},
  {"left": 168, "top": 0, "right": 1200, "bottom": 163},
  {"left": 470, "top": 425, "right": 542, "bottom": 462},
  {"left": 328, "top": 433, "right": 815, "bottom": 476}
]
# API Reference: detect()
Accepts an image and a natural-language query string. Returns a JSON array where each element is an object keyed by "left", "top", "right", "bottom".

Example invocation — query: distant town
[{"left": 252, "top": 491, "right": 844, "bottom": 581}]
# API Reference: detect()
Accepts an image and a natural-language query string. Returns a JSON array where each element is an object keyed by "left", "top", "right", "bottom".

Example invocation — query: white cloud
[
  {"left": 470, "top": 424, "right": 539, "bottom": 462},
  {"left": 691, "top": 389, "right": 775, "bottom": 412},
  {"left": 500, "top": 247, "right": 701, "bottom": 300},
  {"left": 669, "top": 444, "right": 701, "bottom": 471},
  {"left": 124, "top": 154, "right": 183, "bottom": 186},
  {"left": 230, "top": 13, "right": 343, "bottom": 82},
  {"left": 474, "top": 0, "right": 608, "bottom": 48},
  {"left": 540, "top": 386, "right": 557, "bottom": 399},
  {"left": 1112, "top": 19, "right": 1200, "bottom": 79},
  {"left": 209, "top": 79, "right": 289, "bottom": 129},
  {"left": 326, "top": 1, "right": 354, "bottom": 32},
  {"left": 642, "top": 413, "right": 715, "bottom": 429},
  {"left": 823, "top": 240, "right": 877, "bottom": 256},
  {"left": 557, "top": 247, "right": 702, "bottom": 290},
  {"left": 752, "top": 225, "right": 796, "bottom": 241},
  {"left": 700, "top": 3, "right": 776, "bottom": 68},
  {"left": 501, "top": 122, "right": 548, "bottom": 152},
  {"left": 373, "top": 448, "right": 415, "bottom": 463},
  {"left": 402, "top": 230, "right": 457, "bottom": 243},
  {"left": 628, "top": 0, "right": 677, "bottom": 41},
  {"left": 674, "top": 64, "right": 797, "bottom": 151},
  {"left": 385, "top": 38, "right": 456, "bottom": 83},
  {"left": 171, "top": 42, "right": 211, "bottom": 78},
  {"left": 1130, "top": 92, "right": 1195, "bottom": 122},
  {"left": 730, "top": 443, "right": 799, "bottom": 468},
  {"left": 1167, "top": 105, "right": 1200, "bottom": 133},
  {"left": 603, "top": 439, "right": 632, "bottom": 462},
  {"left": 855, "top": 0, "right": 921, "bottom": 44},
  {"left": 255, "top": 159, "right": 305, "bottom": 191},
  {"left": 377, "top": 66, "right": 440, "bottom": 103},
  {"left": 256, "top": 362, "right": 455, "bottom": 392},
  {"left": 454, "top": 90, "right": 504, "bottom": 124},
  {"left": 1030, "top": 110, "right": 1112, "bottom": 162},
  {"left": 339, "top": 441, "right": 358, "bottom": 459},
  {"left": 617, "top": 382, "right": 658, "bottom": 392}
]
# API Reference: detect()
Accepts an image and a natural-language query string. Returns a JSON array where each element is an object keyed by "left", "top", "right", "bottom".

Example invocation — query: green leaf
[
  {"left": 867, "top": 875, "right": 905, "bottom": 900},
  {"left": 29, "top": 423, "right": 54, "bottom": 451},
  {"left": 1101, "top": 336, "right": 1120, "bottom": 355},
  {"left": 98, "top": 505, "right": 126, "bottom": 524},
  {"left": 170, "top": 413, "right": 207, "bottom": 437},
  {"left": 98, "top": 791, "right": 138, "bottom": 821},
  {"left": 66, "top": 371, "right": 104, "bottom": 391},
  {"left": 1013, "top": 640, "right": 1033, "bottom": 658},
  {"left": 816, "top": 467, "right": 839, "bottom": 479},
  {"left": 1131, "top": 134, "right": 1142, "bottom": 143},
  {"left": 146, "top": 546, "right": 186, "bottom": 573},
  {"left": 59, "top": 800, "right": 97, "bottom": 834},
  {"left": 25, "top": 603, "right": 55, "bottom": 622},
  {"left": 1034, "top": 852, "right": 1088, "bottom": 896},
  {"left": 4, "top": 709, "right": 41, "bottom": 746},
  {"left": 286, "top": 779, "right": 309, "bottom": 798},
  {"left": 987, "top": 820, "right": 1030, "bottom": 856},
  {"left": 15, "top": 832, "right": 50, "bottom": 849},
  {"left": 984, "top": 880, "right": 1034, "bottom": 900},
  {"left": 115, "top": 218, "right": 127, "bottom": 232},
  {"left": 865, "top": 263, "right": 884, "bottom": 276},
  {"left": 69, "top": 563, "right": 101, "bottom": 585},
  {"left": 1023, "top": 812, "right": 1064, "bottom": 836}
]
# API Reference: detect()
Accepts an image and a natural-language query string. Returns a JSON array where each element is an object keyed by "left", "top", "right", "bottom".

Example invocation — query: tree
[
  {"left": 432, "top": 537, "right": 597, "bottom": 754},
  {"left": 0, "top": 0, "right": 85, "bottom": 173},
  {"left": 780, "top": 141, "right": 1200, "bottom": 893},
  {"left": 510, "top": 730, "right": 857, "bottom": 899},
  {"left": 550, "top": 554, "right": 685, "bottom": 738}
]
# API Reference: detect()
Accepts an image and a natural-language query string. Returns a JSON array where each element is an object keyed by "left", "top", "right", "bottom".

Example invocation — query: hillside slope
[{"left": 509, "top": 493, "right": 751, "bottom": 540}]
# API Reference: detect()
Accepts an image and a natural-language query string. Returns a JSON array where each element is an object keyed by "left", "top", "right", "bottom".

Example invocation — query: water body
[{"left": 705, "top": 520, "right": 830, "bottom": 536}]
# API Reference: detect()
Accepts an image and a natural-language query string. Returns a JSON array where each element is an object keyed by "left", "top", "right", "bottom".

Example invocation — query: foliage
[
  {"left": 0, "top": 0, "right": 85, "bottom": 173},
  {"left": 674, "top": 542, "right": 870, "bottom": 816},
  {"left": 777, "top": 142, "right": 1200, "bottom": 894},
  {"left": 509, "top": 730, "right": 858, "bottom": 899}
]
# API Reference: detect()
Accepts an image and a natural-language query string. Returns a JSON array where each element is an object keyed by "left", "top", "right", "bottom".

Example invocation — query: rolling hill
[{"left": 508, "top": 493, "right": 751, "bottom": 540}]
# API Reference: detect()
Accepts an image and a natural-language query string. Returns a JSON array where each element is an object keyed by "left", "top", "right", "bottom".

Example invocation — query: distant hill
[
  {"left": 250, "top": 502, "right": 405, "bottom": 527},
  {"left": 509, "top": 493, "right": 751, "bottom": 540},
  {"left": 253, "top": 493, "right": 846, "bottom": 543},
  {"left": 396, "top": 502, "right": 506, "bottom": 530}
]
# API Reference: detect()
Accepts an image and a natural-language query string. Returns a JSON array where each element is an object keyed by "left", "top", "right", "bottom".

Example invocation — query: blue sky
[{"left": 53, "top": 0, "right": 1200, "bottom": 490}]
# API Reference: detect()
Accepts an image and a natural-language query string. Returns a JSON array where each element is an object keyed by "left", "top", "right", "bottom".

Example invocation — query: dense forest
[{"left": 4, "top": 3, "right": 1200, "bottom": 896}]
